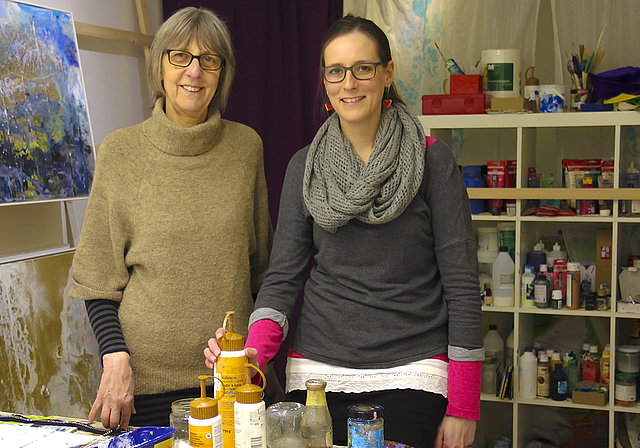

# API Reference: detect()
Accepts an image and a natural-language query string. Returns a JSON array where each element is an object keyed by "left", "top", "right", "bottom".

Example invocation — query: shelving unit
[{"left": 419, "top": 111, "right": 640, "bottom": 448}]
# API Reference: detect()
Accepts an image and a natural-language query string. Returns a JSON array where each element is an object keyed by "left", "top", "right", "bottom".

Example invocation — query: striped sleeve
[{"left": 85, "top": 299, "right": 130, "bottom": 358}]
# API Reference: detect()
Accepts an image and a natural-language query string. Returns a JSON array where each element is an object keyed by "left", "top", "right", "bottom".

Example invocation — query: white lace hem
[{"left": 285, "top": 357, "right": 448, "bottom": 398}]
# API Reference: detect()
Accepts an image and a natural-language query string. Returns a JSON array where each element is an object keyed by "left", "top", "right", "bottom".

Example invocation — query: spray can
[
  {"left": 216, "top": 311, "right": 248, "bottom": 448},
  {"left": 235, "top": 363, "right": 267, "bottom": 448},
  {"left": 190, "top": 375, "right": 224, "bottom": 448}
]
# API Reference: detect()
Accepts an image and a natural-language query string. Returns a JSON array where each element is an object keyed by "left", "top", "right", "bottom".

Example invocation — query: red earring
[
  {"left": 383, "top": 99, "right": 392, "bottom": 108},
  {"left": 383, "top": 85, "right": 392, "bottom": 108},
  {"left": 325, "top": 103, "right": 334, "bottom": 111}
]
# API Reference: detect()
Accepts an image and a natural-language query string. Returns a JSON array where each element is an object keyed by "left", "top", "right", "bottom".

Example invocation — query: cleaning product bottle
[
  {"left": 190, "top": 375, "right": 224, "bottom": 448},
  {"left": 234, "top": 363, "right": 267, "bottom": 448},
  {"left": 600, "top": 344, "right": 611, "bottom": 385},
  {"left": 588, "top": 344, "right": 601, "bottom": 382},
  {"left": 534, "top": 265, "right": 551, "bottom": 308},
  {"left": 484, "top": 324, "right": 504, "bottom": 367},
  {"left": 519, "top": 348, "right": 537, "bottom": 400},
  {"left": 526, "top": 241, "right": 547, "bottom": 275},
  {"left": 537, "top": 354, "right": 551, "bottom": 398},
  {"left": 547, "top": 242, "right": 567, "bottom": 273},
  {"left": 549, "top": 364, "right": 568, "bottom": 401},
  {"left": 492, "top": 246, "right": 515, "bottom": 307},
  {"left": 521, "top": 265, "right": 536, "bottom": 307},
  {"left": 216, "top": 311, "right": 248, "bottom": 448},
  {"left": 301, "top": 379, "right": 333, "bottom": 448},
  {"left": 564, "top": 352, "right": 579, "bottom": 398}
]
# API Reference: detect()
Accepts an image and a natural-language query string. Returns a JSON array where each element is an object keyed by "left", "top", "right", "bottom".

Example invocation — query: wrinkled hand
[
  {"left": 434, "top": 415, "right": 476, "bottom": 448},
  {"left": 204, "top": 327, "right": 258, "bottom": 369},
  {"left": 88, "top": 352, "right": 136, "bottom": 429}
]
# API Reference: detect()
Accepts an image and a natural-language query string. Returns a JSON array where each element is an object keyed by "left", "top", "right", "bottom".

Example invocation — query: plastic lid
[
  {"left": 618, "top": 345, "right": 640, "bottom": 353},
  {"left": 534, "top": 240, "right": 545, "bottom": 251},
  {"left": 236, "top": 363, "right": 267, "bottom": 404},
  {"left": 305, "top": 379, "right": 327, "bottom": 391},
  {"left": 551, "top": 352, "right": 561, "bottom": 360},
  {"left": 191, "top": 375, "right": 220, "bottom": 420},
  {"left": 347, "top": 404, "right": 384, "bottom": 420},
  {"left": 617, "top": 372, "right": 637, "bottom": 381},
  {"left": 552, "top": 290, "right": 563, "bottom": 300},
  {"left": 554, "top": 363, "right": 563, "bottom": 370},
  {"left": 582, "top": 343, "right": 590, "bottom": 350},
  {"left": 540, "top": 264, "right": 548, "bottom": 272},
  {"left": 567, "top": 262, "right": 580, "bottom": 270},
  {"left": 553, "top": 243, "right": 561, "bottom": 251},
  {"left": 589, "top": 345, "right": 598, "bottom": 353},
  {"left": 219, "top": 311, "right": 245, "bottom": 351},
  {"left": 499, "top": 246, "right": 508, "bottom": 252},
  {"left": 489, "top": 324, "right": 498, "bottom": 330},
  {"left": 525, "top": 347, "right": 533, "bottom": 352},
  {"left": 540, "top": 354, "right": 549, "bottom": 362},
  {"left": 629, "top": 161, "right": 639, "bottom": 174}
]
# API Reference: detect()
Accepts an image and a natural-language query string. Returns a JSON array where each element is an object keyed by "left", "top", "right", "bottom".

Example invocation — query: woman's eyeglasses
[
  {"left": 164, "top": 50, "right": 223, "bottom": 71},
  {"left": 321, "top": 62, "right": 383, "bottom": 83}
]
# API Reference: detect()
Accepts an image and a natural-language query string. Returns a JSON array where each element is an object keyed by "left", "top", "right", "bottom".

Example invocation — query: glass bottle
[{"left": 301, "top": 379, "right": 333, "bottom": 448}]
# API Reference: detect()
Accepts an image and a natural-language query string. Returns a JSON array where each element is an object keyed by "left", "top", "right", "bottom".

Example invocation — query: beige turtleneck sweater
[{"left": 70, "top": 99, "right": 272, "bottom": 394}]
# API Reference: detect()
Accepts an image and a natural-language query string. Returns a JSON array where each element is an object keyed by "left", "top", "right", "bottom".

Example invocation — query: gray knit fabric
[{"left": 303, "top": 103, "right": 425, "bottom": 232}]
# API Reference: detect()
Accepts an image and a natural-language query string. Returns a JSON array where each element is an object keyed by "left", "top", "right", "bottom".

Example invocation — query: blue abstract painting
[{"left": 0, "top": 0, "right": 94, "bottom": 202}]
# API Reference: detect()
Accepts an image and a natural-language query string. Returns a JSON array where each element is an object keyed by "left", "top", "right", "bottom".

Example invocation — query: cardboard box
[
  {"left": 490, "top": 97, "right": 536, "bottom": 111},
  {"left": 596, "top": 228, "right": 612, "bottom": 289},
  {"left": 450, "top": 74, "right": 482, "bottom": 94},
  {"left": 422, "top": 94, "right": 485, "bottom": 115},
  {"left": 572, "top": 387, "right": 608, "bottom": 406}
]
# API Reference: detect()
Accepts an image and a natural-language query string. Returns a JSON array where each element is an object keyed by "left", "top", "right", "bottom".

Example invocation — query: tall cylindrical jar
[
  {"left": 566, "top": 262, "right": 581, "bottom": 309},
  {"left": 301, "top": 379, "right": 333, "bottom": 448},
  {"left": 170, "top": 398, "right": 193, "bottom": 447},
  {"left": 347, "top": 404, "right": 384, "bottom": 448},
  {"left": 492, "top": 246, "right": 515, "bottom": 306}
]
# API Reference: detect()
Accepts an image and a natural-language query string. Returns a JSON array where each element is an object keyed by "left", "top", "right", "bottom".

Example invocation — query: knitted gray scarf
[{"left": 303, "top": 103, "right": 426, "bottom": 233}]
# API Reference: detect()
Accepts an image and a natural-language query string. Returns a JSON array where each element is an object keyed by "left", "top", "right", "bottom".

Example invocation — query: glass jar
[
  {"left": 169, "top": 398, "right": 193, "bottom": 447},
  {"left": 615, "top": 372, "right": 637, "bottom": 407},
  {"left": 266, "top": 401, "right": 305, "bottom": 448},
  {"left": 617, "top": 345, "right": 640, "bottom": 373},
  {"left": 347, "top": 404, "right": 384, "bottom": 448}
]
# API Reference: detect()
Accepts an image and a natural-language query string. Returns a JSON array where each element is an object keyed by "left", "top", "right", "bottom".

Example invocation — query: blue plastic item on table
[{"left": 103, "top": 426, "right": 175, "bottom": 447}]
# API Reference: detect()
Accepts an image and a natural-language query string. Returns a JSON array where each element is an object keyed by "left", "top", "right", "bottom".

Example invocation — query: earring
[
  {"left": 383, "top": 85, "right": 392, "bottom": 108},
  {"left": 325, "top": 103, "right": 334, "bottom": 111}
]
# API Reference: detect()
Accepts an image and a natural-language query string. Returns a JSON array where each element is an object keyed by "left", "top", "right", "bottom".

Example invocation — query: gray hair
[{"left": 147, "top": 7, "right": 235, "bottom": 112}]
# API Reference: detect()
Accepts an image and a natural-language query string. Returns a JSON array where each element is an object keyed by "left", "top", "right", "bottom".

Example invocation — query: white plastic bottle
[
  {"left": 521, "top": 265, "right": 536, "bottom": 307},
  {"left": 484, "top": 324, "right": 504, "bottom": 366},
  {"left": 547, "top": 242, "right": 567, "bottom": 272},
  {"left": 519, "top": 348, "right": 537, "bottom": 400},
  {"left": 234, "top": 363, "right": 267, "bottom": 448},
  {"left": 492, "top": 246, "right": 515, "bottom": 307},
  {"left": 190, "top": 375, "right": 223, "bottom": 448}
]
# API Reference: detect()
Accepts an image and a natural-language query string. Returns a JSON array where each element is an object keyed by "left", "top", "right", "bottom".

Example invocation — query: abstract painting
[{"left": 0, "top": 0, "right": 94, "bottom": 202}]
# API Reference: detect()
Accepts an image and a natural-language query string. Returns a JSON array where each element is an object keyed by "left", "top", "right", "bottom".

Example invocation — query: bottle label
[
  {"left": 534, "top": 285, "right": 548, "bottom": 304},
  {"left": 499, "top": 273, "right": 515, "bottom": 286},
  {"left": 306, "top": 391, "right": 328, "bottom": 407},
  {"left": 234, "top": 406, "right": 265, "bottom": 448},
  {"left": 215, "top": 354, "right": 248, "bottom": 448},
  {"left": 557, "top": 380, "right": 567, "bottom": 395},
  {"left": 190, "top": 424, "right": 214, "bottom": 448},
  {"left": 537, "top": 366, "right": 550, "bottom": 396},
  {"left": 616, "top": 384, "right": 637, "bottom": 402}
]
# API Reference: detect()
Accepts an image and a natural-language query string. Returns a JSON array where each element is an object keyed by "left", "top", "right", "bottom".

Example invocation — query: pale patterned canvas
[{"left": 0, "top": 0, "right": 94, "bottom": 202}]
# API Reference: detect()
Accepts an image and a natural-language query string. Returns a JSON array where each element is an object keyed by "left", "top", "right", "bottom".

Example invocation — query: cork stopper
[
  {"left": 190, "top": 375, "right": 222, "bottom": 420},
  {"left": 218, "top": 311, "right": 245, "bottom": 351},
  {"left": 235, "top": 363, "right": 266, "bottom": 404}
]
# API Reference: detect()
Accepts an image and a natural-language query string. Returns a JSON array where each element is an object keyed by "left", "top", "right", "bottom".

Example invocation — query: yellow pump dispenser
[
  {"left": 234, "top": 363, "right": 267, "bottom": 448},
  {"left": 189, "top": 375, "right": 224, "bottom": 448},
  {"left": 215, "top": 311, "right": 247, "bottom": 448}
]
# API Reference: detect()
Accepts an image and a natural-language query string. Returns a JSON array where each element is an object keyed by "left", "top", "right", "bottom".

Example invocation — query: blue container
[
  {"left": 106, "top": 426, "right": 176, "bottom": 448},
  {"left": 463, "top": 165, "right": 486, "bottom": 214}
]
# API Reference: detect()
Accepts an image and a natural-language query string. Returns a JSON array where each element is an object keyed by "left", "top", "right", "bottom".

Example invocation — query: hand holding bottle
[{"left": 204, "top": 327, "right": 258, "bottom": 370}]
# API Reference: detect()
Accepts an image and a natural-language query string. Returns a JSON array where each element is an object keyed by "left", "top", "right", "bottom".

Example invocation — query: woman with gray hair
[{"left": 70, "top": 7, "right": 277, "bottom": 429}]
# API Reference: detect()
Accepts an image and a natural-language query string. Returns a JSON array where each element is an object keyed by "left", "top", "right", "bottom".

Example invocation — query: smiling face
[
  {"left": 323, "top": 31, "right": 393, "bottom": 133},
  {"left": 161, "top": 38, "right": 220, "bottom": 127}
]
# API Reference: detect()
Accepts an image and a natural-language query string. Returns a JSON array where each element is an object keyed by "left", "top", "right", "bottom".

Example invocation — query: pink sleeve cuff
[
  {"left": 245, "top": 319, "right": 283, "bottom": 371},
  {"left": 446, "top": 360, "right": 482, "bottom": 420}
]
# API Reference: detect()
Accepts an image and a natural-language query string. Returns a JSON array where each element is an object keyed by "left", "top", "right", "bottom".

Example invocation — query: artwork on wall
[{"left": 0, "top": 0, "right": 94, "bottom": 203}]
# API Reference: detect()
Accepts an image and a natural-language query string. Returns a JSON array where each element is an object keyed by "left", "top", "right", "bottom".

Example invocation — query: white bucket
[
  {"left": 477, "top": 227, "right": 499, "bottom": 264},
  {"left": 482, "top": 49, "right": 521, "bottom": 100},
  {"left": 539, "top": 84, "right": 566, "bottom": 113}
]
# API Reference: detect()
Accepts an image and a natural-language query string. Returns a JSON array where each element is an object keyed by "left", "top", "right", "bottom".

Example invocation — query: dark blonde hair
[
  {"left": 320, "top": 14, "right": 405, "bottom": 107},
  {"left": 147, "top": 7, "right": 235, "bottom": 112}
]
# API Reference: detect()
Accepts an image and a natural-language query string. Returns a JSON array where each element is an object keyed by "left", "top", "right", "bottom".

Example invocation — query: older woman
[
  {"left": 206, "top": 14, "right": 483, "bottom": 448},
  {"left": 70, "top": 7, "right": 274, "bottom": 429}
]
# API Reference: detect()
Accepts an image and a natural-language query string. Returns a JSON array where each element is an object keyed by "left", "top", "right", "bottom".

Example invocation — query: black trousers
[
  {"left": 128, "top": 386, "right": 212, "bottom": 427},
  {"left": 289, "top": 389, "right": 448, "bottom": 448}
]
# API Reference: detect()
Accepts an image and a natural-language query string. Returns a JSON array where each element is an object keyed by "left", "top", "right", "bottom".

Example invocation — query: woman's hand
[
  {"left": 434, "top": 415, "right": 476, "bottom": 448},
  {"left": 204, "top": 327, "right": 258, "bottom": 369},
  {"left": 88, "top": 351, "right": 136, "bottom": 429}
]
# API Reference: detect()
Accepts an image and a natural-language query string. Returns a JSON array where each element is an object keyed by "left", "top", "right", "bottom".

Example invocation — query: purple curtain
[
  {"left": 162, "top": 0, "right": 342, "bottom": 387},
  {"left": 162, "top": 1, "right": 342, "bottom": 226}
]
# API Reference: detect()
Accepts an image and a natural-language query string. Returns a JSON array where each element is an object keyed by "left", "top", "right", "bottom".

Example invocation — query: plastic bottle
[
  {"left": 579, "top": 176, "right": 597, "bottom": 215},
  {"left": 521, "top": 265, "right": 536, "bottom": 307},
  {"left": 547, "top": 242, "right": 567, "bottom": 273},
  {"left": 301, "top": 379, "right": 333, "bottom": 448},
  {"left": 216, "top": 311, "right": 248, "bottom": 448},
  {"left": 588, "top": 345, "right": 601, "bottom": 381},
  {"left": 234, "top": 363, "right": 267, "bottom": 448},
  {"left": 484, "top": 324, "right": 504, "bottom": 366},
  {"left": 519, "top": 348, "right": 538, "bottom": 400},
  {"left": 549, "top": 364, "right": 568, "bottom": 401},
  {"left": 551, "top": 289, "right": 563, "bottom": 309},
  {"left": 600, "top": 344, "right": 611, "bottom": 386},
  {"left": 537, "top": 354, "right": 551, "bottom": 398},
  {"left": 550, "top": 351, "right": 563, "bottom": 370},
  {"left": 190, "top": 375, "right": 224, "bottom": 448},
  {"left": 492, "top": 246, "right": 515, "bottom": 307},
  {"left": 505, "top": 329, "right": 514, "bottom": 367},
  {"left": 534, "top": 265, "right": 551, "bottom": 308},
  {"left": 566, "top": 262, "right": 581, "bottom": 310},
  {"left": 564, "top": 352, "right": 579, "bottom": 398},
  {"left": 526, "top": 241, "right": 547, "bottom": 275},
  {"left": 623, "top": 161, "right": 640, "bottom": 215},
  {"left": 581, "top": 358, "right": 598, "bottom": 382}
]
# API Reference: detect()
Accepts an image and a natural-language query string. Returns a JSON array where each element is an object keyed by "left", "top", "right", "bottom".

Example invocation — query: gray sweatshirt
[{"left": 252, "top": 138, "right": 483, "bottom": 368}]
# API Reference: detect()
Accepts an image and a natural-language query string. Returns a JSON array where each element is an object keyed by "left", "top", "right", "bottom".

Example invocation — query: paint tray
[{"left": 101, "top": 426, "right": 175, "bottom": 447}]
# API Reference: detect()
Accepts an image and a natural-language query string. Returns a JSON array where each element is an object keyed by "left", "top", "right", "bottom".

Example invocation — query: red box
[
  {"left": 422, "top": 94, "right": 486, "bottom": 115},
  {"left": 450, "top": 74, "right": 483, "bottom": 94}
]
